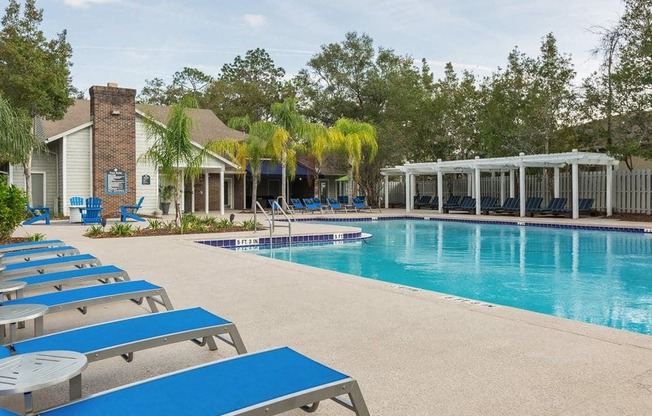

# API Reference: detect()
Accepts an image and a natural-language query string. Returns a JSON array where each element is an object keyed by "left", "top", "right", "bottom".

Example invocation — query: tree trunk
[
  {"left": 281, "top": 150, "right": 287, "bottom": 204},
  {"left": 23, "top": 153, "right": 32, "bottom": 206},
  {"left": 174, "top": 171, "right": 182, "bottom": 229},
  {"left": 347, "top": 161, "right": 355, "bottom": 202},
  {"left": 313, "top": 168, "right": 320, "bottom": 199}
]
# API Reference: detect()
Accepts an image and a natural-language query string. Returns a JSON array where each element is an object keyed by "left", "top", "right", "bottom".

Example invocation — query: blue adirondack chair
[
  {"left": 23, "top": 204, "right": 51, "bottom": 225},
  {"left": 82, "top": 197, "right": 103, "bottom": 225},
  {"left": 120, "top": 196, "right": 145, "bottom": 222}
]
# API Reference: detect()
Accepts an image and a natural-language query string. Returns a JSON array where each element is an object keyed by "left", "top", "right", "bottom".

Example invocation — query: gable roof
[
  {"left": 39, "top": 99, "right": 246, "bottom": 145},
  {"left": 136, "top": 103, "right": 246, "bottom": 145}
]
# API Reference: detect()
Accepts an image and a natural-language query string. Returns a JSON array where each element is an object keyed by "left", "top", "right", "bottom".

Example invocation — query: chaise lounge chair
[
  {"left": 522, "top": 197, "right": 543, "bottom": 216},
  {"left": 444, "top": 196, "right": 475, "bottom": 213},
  {"left": 493, "top": 197, "right": 519, "bottom": 214},
  {"left": 413, "top": 195, "right": 433, "bottom": 209},
  {"left": 552, "top": 198, "right": 595, "bottom": 218},
  {"left": 441, "top": 195, "right": 462, "bottom": 211},
  {"left": 0, "top": 254, "right": 101, "bottom": 280},
  {"left": 425, "top": 196, "right": 439, "bottom": 210},
  {"left": 120, "top": 196, "right": 145, "bottom": 222},
  {"left": 23, "top": 205, "right": 51, "bottom": 225},
  {"left": 0, "top": 240, "right": 65, "bottom": 255},
  {"left": 302, "top": 198, "right": 324, "bottom": 213},
  {"left": 0, "top": 246, "right": 80, "bottom": 265},
  {"left": 0, "top": 307, "right": 247, "bottom": 363},
  {"left": 289, "top": 198, "right": 307, "bottom": 213},
  {"left": 352, "top": 197, "right": 380, "bottom": 213},
  {"left": 9, "top": 346, "right": 368, "bottom": 416},
  {"left": 327, "top": 197, "right": 348, "bottom": 213},
  {"left": 3, "top": 264, "right": 130, "bottom": 293},
  {"left": 528, "top": 197, "right": 566, "bottom": 216},
  {"left": 1, "top": 280, "right": 173, "bottom": 327}
]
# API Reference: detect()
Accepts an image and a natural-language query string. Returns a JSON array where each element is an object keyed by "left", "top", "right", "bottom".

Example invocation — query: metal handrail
[
  {"left": 254, "top": 200, "right": 292, "bottom": 249},
  {"left": 271, "top": 198, "right": 292, "bottom": 249},
  {"left": 254, "top": 201, "right": 273, "bottom": 247}
]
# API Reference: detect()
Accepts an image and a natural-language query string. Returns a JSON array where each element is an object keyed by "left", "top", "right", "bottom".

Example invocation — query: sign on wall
[
  {"left": 105, "top": 168, "right": 127, "bottom": 195},
  {"left": 141, "top": 174, "right": 151, "bottom": 185}
]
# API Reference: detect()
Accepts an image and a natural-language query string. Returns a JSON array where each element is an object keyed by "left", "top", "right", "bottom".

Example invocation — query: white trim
[
  {"left": 45, "top": 122, "right": 93, "bottom": 144},
  {"left": 89, "top": 128, "right": 94, "bottom": 196},
  {"left": 220, "top": 168, "right": 225, "bottom": 215},
  {"left": 62, "top": 135, "right": 67, "bottom": 215},
  {"left": 8, "top": 163, "right": 13, "bottom": 184},
  {"left": 225, "top": 177, "right": 234, "bottom": 209}
]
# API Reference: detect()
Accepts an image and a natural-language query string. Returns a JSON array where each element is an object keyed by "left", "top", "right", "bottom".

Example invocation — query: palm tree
[
  {"left": 0, "top": 96, "right": 44, "bottom": 202},
  {"left": 140, "top": 96, "right": 205, "bottom": 228},
  {"left": 207, "top": 116, "right": 272, "bottom": 214},
  {"left": 268, "top": 98, "right": 313, "bottom": 205},
  {"left": 330, "top": 118, "right": 378, "bottom": 201},
  {"left": 294, "top": 123, "right": 331, "bottom": 199}
]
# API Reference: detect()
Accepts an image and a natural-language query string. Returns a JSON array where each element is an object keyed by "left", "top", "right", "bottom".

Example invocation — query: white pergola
[{"left": 381, "top": 150, "right": 619, "bottom": 219}]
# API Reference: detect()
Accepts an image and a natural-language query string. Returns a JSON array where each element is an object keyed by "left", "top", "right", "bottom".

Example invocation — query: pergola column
[
  {"left": 405, "top": 172, "right": 411, "bottom": 212},
  {"left": 606, "top": 164, "right": 613, "bottom": 216},
  {"left": 384, "top": 175, "right": 389, "bottom": 209},
  {"left": 554, "top": 167, "right": 560, "bottom": 198},
  {"left": 467, "top": 173, "right": 473, "bottom": 196},
  {"left": 519, "top": 162, "right": 526, "bottom": 218},
  {"left": 509, "top": 170, "right": 515, "bottom": 198},
  {"left": 571, "top": 161, "right": 579, "bottom": 219},
  {"left": 500, "top": 171, "right": 505, "bottom": 205},
  {"left": 204, "top": 171, "right": 209, "bottom": 215},
  {"left": 437, "top": 169, "right": 443, "bottom": 214},
  {"left": 220, "top": 168, "right": 225, "bottom": 216},
  {"left": 474, "top": 165, "right": 481, "bottom": 215},
  {"left": 191, "top": 179, "right": 195, "bottom": 213},
  {"left": 410, "top": 174, "right": 417, "bottom": 210}
]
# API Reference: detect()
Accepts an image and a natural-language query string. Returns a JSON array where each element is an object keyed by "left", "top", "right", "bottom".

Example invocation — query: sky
[{"left": 37, "top": 0, "right": 625, "bottom": 96}]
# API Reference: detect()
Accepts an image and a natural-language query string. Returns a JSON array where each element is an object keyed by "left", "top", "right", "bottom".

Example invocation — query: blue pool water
[{"left": 252, "top": 220, "right": 652, "bottom": 335}]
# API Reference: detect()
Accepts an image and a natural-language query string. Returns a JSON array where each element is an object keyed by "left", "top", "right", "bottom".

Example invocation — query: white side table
[
  {"left": 69, "top": 206, "right": 84, "bottom": 223},
  {"left": 0, "top": 350, "right": 88, "bottom": 414},
  {"left": 0, "top": 304, "right": 48, "bottom": 345}
]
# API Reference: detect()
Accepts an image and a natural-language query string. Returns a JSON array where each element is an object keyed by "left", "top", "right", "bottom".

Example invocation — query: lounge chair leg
[
  {"left": 121, "top": 352, "right": 134, "bottom": 362},
  {"left": 300, "top": 402, "right": 319, "bottom": 413},
  {"left": 193, "top": 336, "right": 219, "bottom": 351},
  {"left": 346, "top": 381, "right": 370, "bottom": 416},
  {"left": 77, "top": 306, "right": 88, "bottom": 315},
  {"left": 145, "top": 297, "right": 160, "bottom": 313}
]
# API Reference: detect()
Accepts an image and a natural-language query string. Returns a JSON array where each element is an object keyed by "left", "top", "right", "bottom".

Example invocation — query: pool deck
[{"left": 4, "top": 209, "right": 652, "bottom": 415}]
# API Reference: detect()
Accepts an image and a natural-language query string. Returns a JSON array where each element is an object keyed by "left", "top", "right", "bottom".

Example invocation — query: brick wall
[{"left": 89, "top": 84, "right": 137, "bottom": 218}]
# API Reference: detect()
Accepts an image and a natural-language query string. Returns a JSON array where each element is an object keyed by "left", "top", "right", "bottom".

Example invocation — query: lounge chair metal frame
[
  {"left": 4, "top": 307, "right": 247, "bottom": 363},
  {"left": 0, "top": 246, "right": 80, "bottom": 265},
  {"left": 0, "top": 254, "right": 101, "bottom": 280},
  {"left": 2, "top": 280, "right": 173, "bottom": 324},
  {"left": 4, "top": 265, "right": 130, "bottom": 294},
  {"left": 0, "top": 240, "right": 65, "bottom": 255}
]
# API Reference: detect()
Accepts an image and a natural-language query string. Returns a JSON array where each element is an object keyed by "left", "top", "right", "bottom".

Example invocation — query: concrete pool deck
[{"left": 3, "top": 209, "right": 651, "bottom": 415}]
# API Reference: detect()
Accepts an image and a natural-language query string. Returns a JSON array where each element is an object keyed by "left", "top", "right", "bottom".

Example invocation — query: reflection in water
[{"left": 252, "top": 220, "right": 652, "bottom": 335}]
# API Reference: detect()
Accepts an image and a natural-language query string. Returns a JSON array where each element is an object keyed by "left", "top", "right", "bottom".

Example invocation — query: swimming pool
[{"left": 252, "top": 219, "right": 652, "bottom": 335}]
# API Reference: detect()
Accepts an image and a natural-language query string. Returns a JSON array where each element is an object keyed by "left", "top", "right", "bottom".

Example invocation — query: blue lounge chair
[
  {"left": 81, "top": 197, "right": 103, "bottom": 225},
  {"left": 0, "top": 307, "right": 247, "bottom": 362},
  {"left": 352, "top": 197, "right": 380, "bottom": 213},
  {"left": 2, "top": 280, "right": 173, "bottom": 327},
  {"left": 23, "top": 204, "right": 50, "bottom": 225},
  {"left": 479, "top": 196, "right": 498, "bottom": 214},
  {"left": 120, "top": 196, "right": 145, "bottom": 222},
  {"left": 0, "top": 253, "right": 101, "bottom": 280},
  {"left": 522, "top": 197, "right": 543, "bottom": 215},
  {"left": 338, "top": 195, "right": 349, "bottom": 205},
  {"left": 528, "top": 197, "right": 566, "bottom": 216},
  {"left": 17, "top": 346, "right": 368, "bottom": 416},
  {"left": 327, "top": 197, "right": 348, "bottom": 212},
  {"left": 0, "top": 245, "right": 80, "bottom": 265},
  {"left": 302, "top": 198, "right": 323, "bottom": 213},
  {"left": 442, "top": 195, "right": 462, "bottom": 210},
  {"left": 494, "top": 197, "right": 520, "bottom": 214},
  {"left": 4, "top": 264, "right": 130, "bottom": 293},
  {"left": 290, "top": 198, "right": 307, "bottom": 213},
  {"left": 426, "top": 196, "right": 439, "bottom": 210},
  {"left": 444, "top": 196, "right": 474, "bottom": 213},
  {"left": 0, "top": 240, "right": 65, "bottom": 255},
  {"left": 413, "top": 195, "right": 433, "bottom": 209}
]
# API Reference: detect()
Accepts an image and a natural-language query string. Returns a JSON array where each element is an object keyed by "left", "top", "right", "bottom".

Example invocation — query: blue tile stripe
[
  {"left": 196, "top": 231, "right": 365, "bottom": 249},
  {"left": 289, "top": 215, "right": 650, "bottom": 233}
]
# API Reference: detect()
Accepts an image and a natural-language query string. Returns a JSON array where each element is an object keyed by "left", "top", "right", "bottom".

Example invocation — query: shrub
[
  {"left": 0, "top": 177, "right": 28, "bottom": 240},
  {"left": 147, "top": 219, "right": 164, "bottom": 230},
  {"left": 84, "top": 225, "right": 105, "bottom": 237},
  {"left": 27, "top": 232, "right": 46, "bottom": 241},
  {"left": 241, "top": 218, "right": 262, "bottom": 231},
  {"left": 108, "top": 223, "right": 134, "bottom": 237}
]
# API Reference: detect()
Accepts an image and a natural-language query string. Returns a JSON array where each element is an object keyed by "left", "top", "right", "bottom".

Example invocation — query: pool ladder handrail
[{"left": 254, "top": 200, "right": 292, "bottom": 249}]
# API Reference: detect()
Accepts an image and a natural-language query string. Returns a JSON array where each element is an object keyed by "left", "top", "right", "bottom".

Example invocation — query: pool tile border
[
  {"left": 196, "top": 231, "right": 366, "bottom": 249},
  {"left": 289, "top": 215, "right": 652, "bottom": 233}
]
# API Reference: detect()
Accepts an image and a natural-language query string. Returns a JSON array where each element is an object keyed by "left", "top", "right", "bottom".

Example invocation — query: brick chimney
[{"left": 89, "top": 83, "right": 137, "bottom": 218}]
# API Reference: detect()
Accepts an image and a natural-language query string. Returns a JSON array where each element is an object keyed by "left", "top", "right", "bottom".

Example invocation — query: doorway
[{"left": 31, "top": 172, "right": 45, "bottom": 207}]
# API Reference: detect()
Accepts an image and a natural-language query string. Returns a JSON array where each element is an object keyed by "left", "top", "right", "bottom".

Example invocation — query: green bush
[
  {"left": 84, "top": 225, "right": 105, "bottom": 237},
  {"left": 27, "top": 232, "right": 46, "bottom": 241},
  {"left": 241, "top": 218, "right": 262, "bottom": 231},
  {"left": 108, "top": 223, "right": 134, "bottom": 237},
  {"left": 0, "top": 176, "right": 28, "bottom": 240}
]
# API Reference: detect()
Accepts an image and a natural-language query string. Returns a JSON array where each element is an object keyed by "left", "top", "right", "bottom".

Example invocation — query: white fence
[{"left": 385, "top": 169, "right": 652, "bottom": 214}]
